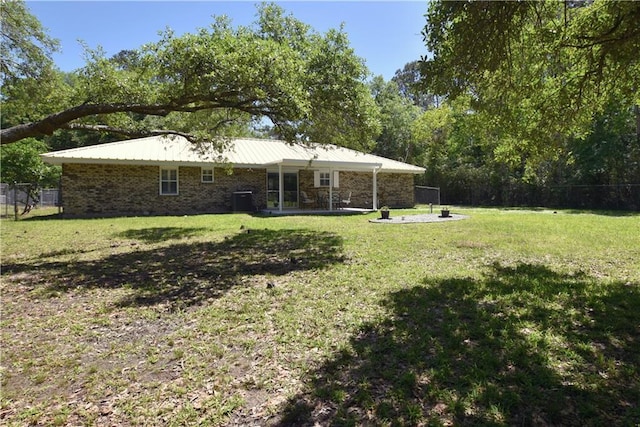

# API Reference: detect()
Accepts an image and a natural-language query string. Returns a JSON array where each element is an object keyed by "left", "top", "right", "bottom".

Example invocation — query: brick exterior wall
[
  {"left": 298, "top": 170, "right": 415, "bottom": 209},
  {"left": 61, "top": 164, "right": 417, "bottom": 216},
  {"left": 61, "top": 163, "right": 266, "bottom": 217},
  {"left": 375, "top": 173, "right": 416, "bottom": 208}
]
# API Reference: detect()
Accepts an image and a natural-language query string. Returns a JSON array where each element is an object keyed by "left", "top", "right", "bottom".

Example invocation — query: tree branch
[
  {"left": 60, "top": 115, "right": 243, "bottom": 142},
  {"left": 60, "top": 124, "right": 200, "bottom": 143},
  {"left": 0, "top": 98, "right": 278, "bottom": 145}
]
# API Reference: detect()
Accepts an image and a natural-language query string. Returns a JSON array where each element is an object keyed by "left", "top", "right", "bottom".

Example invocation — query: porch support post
[
  {"left": 372, "top": 167, "right": 379, "bottom": 210},
  {"left": 328, "top": 166, "right": 333, "bottom": 211},
  {"left": 278, "top": 164, "right": 283, "bottom": 213}
]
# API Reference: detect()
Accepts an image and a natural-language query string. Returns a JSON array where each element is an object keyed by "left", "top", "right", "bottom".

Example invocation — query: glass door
[
  {"left": 283, "top": 172, "right": 298, "bottom": 208},
  {"left": 267, "top": 172, "right": 279, "bottom": 208},
  {"left": 267, "top": 171, "right": 298, "bottom": 208}
]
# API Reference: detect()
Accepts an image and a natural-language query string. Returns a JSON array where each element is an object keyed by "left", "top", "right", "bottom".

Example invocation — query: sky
[{"left": 27, "top": 1, "right": 429, "bottom": 81}]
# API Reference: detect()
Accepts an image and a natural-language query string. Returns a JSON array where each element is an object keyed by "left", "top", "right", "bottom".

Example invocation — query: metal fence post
[{"left": 13, "top": 182, "right": 18, "bottom": 221}]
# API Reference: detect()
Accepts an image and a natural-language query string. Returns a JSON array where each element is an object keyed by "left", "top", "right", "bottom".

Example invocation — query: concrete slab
[{"left": 369, "top": 213, "right": 469, "bottom": 224}]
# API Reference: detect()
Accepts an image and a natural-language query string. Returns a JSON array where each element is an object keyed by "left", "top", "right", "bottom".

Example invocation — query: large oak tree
[
  {"left": 420, "top": 0, "right": 640, "bottom": 164},
  {"left": 1, "top": 3, "right": 380, "bottom": 149},
  {"left": 0, "top": 0, "right": 59, "bottom": 82}
]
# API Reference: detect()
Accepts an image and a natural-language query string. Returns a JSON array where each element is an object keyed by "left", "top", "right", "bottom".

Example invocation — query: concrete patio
[{"left": 260, "top": 207, "right": 375, "bottom": 216}]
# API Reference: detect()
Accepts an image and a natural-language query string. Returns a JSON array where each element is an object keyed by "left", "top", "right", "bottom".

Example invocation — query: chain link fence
[
  {"left": 547, "top": 183, "right": 640, "bottom": 211},
  {"left": 415, "top": 186, "right": 441, "bottom": 206},
  {"left": 1, "top": 183, "right": 60, "bottom": 218},
  {"left": 417, "top": 183, "right": 640, "bottom": 211}
]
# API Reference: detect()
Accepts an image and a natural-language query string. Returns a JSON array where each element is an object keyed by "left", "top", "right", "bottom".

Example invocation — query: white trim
[
  {"left": 201, "top": 167, "right": 214, "bottom": 183},
  {"left": 277, "top": 158, "right": 384, "bottom": 171},
  {"left": 373, "top": 167, "right": 379, "bottom": 209},
  {"left": 329, "top": 167, "right": 334, "bottom": 211},
  {"left": 159, "top": 167, "right": 179, "bottom": 196},
  {"left": 315, "top": 169, "right": 332, "bottom": 187},
  {"left": 278, "top": 164, "right": 283, "bottom": 213},
  {"left": 320, "top": 171, "right": 331, "bottom": 187},
  {"left": 42, "top": 156, "right": 422, "bottom": 175}
]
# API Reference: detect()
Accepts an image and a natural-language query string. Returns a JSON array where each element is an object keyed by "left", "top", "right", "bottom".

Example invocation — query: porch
[
  {"left": 260, "top": 207, "right": 375, "bottom": 216},
  {"left": 266, "top": 165, "right": 383, "bottom": 214}
]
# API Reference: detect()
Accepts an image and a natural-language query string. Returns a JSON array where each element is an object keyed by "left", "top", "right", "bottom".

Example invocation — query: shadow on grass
[
  {"left": 2, "top": 228, "right": 344, "bottom": 308},
  {"left": 116, "top": 227, "right": 210, "bottom": 243},
  {"left": 278, "top": 263, "right": 640, "bottom": 426},
  {"left": 562, "top": 209, "right": 640, "bottom": 217},
  {"left": 498, "top": 206, "right": 640, "bottom": 217}
]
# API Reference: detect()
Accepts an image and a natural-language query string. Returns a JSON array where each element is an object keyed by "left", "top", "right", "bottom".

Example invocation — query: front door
[{"left": 267, "top": 171, "right": 298, "bottom": 209}]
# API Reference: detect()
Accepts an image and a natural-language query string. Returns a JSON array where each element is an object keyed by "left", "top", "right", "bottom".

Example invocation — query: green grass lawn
[{"left": 1, "top": 207, "right": 639, "bottom": 426}]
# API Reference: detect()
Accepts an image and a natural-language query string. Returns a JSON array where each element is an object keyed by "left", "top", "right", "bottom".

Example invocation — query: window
[
  {"left": 314, "top": 170, "right": 339, "bottom": 188},
  {"left": 160, "top": 167, "right": 178, "bottom": 195},
  {"left": 319, "top": 172, "right": 330, "bottom": 187},
  {"left": 201, "top": 168, "right": 214, "bottom": 183}
]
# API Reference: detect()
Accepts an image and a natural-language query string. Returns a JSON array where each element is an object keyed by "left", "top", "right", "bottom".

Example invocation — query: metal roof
[{"left": 41, "top": 136, "right": 426, "bottom": 174}]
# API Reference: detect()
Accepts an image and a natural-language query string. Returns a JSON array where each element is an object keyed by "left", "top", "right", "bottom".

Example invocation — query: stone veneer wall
[
  {"left": 298, "top": 170, "right": 416, "bottom": 209},
  {"left": 61, "top": 163, "right": 266, "bottom": 216}
]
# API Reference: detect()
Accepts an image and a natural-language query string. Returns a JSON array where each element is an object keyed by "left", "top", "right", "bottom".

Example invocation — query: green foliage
[
  {"left": 1, "top": 69, "right": 74, "bottom": 128},
  {"left": 391, "top": 60, "right": 436, "bottom": 110},
  {"left": 294, "top": 25, "right": 381, "bottom": 150},
  {"left": 417, "top": 1, "right": 640, "bottom": 208},
  {"left": 1, "top": 4, "right": 380, "bottom": 150},
  {"left": 0, "top": 138, "right": 60, "bottom": 187},
  {"left": 423, "top": 1, "right": 640, "bottom": 109},
  {"left": 568, "top": 101, "right": 640, "bottom": 186},
  {"left": 0, "top": 138, "right": 60, "bottom": 211},
  {"left": 0, "top": 0, "right": 60, "bottom": 81},
  {"left": 411, "top": 102, "right": 453, "bottom": 183},
  {"left": 411, "top": 93, "right": 640, "bottom": 208},
  {"left": 370, "top": 76, "right": 421, "bottom": 162},
  {"left": 421, "top": 0, "right": 640, "bottom": 167}
]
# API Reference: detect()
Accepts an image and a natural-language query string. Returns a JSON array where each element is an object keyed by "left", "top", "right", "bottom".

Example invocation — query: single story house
[{"left": 41, "top": 136, "right": 426, "bottom": 217}]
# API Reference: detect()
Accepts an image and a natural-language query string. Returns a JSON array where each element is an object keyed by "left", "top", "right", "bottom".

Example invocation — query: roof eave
[
  {"left": 41, "top": 154, "right": 426, "bottom": 174},
  {"left": 276, "top": 158, "right": 383, "bottom": 170},
  {"left": 381, "top": 168, "right": 426, "bottom": 174},
  {"left": 40, "top": 156, "right": 224, "bottom": 168}
]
